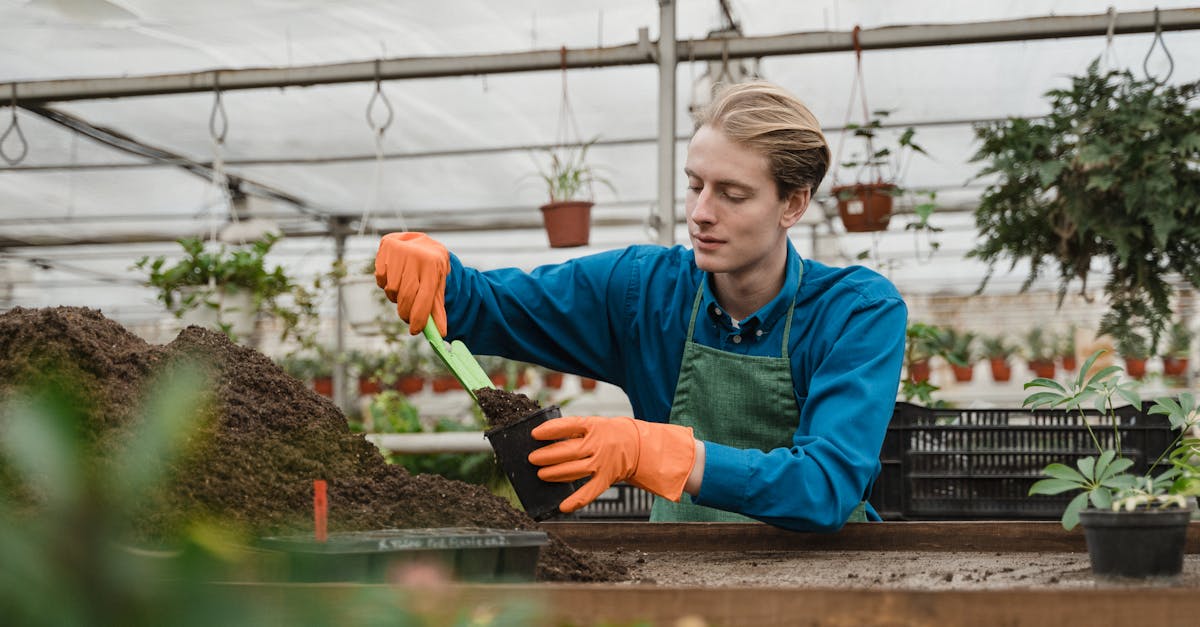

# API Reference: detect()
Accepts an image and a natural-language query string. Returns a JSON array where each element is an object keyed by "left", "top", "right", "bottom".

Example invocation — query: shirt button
[
  {"left": 755, "top": 329, "right": 764, "bottom": 337},
  {"left": 732, "top": 335, "right": 742, "bottom": 344},
  {"left": 714, "top": 307, "right": 723, "bottom": 316}
]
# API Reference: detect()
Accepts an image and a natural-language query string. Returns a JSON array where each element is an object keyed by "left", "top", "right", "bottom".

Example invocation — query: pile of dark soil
[{"left": 0, "top": 306, "right": 622, "bottom": 582}]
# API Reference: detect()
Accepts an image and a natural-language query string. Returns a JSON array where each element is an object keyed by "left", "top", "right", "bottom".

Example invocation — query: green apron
[{"left": 650, "top": 272, "right": 868, "bottom": 524}]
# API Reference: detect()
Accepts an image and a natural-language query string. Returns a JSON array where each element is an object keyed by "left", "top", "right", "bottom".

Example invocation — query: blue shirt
[{"left": 443, "top": 241, "right": 908, "bottom": 531}]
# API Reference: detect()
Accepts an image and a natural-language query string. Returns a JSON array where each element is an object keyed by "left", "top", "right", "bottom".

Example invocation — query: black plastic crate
[
  {"left": 870, "top": 402, "right": 1177, "bottom": 520},
  {"left": 572, "top": 482, "right": 653, "bottom": 520}
]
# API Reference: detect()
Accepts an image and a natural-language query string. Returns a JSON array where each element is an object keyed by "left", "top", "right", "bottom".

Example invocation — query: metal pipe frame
[{"left": 6, "top": 9, "right": 1198, "bottom": 105}]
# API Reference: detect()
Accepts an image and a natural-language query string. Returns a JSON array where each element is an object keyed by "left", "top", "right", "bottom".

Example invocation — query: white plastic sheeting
[{"left": 1, "top": 0, "right": 1199, "bottom": 327}]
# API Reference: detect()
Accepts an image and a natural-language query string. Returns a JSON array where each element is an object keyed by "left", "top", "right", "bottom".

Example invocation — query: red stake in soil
[{"left": 313, "top": 479, "right": 328, "bottom": 542}]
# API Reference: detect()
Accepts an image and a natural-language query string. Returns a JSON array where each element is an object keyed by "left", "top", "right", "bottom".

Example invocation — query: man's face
[{"left": 684, "top": 125, "right": 804, "bottom": 278}]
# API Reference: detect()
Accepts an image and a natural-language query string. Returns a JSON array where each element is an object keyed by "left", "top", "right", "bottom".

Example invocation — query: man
[{"left": 375, "top": 81, "right": 907, "bottom": 531}]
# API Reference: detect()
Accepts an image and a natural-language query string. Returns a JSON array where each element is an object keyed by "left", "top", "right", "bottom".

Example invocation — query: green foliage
[
  {"left": 1023, "top": 327, "right": 1057, "bottom": 363},
  {"left": 1059, "top": 323, "right": 1078, "bottom": 357},
  {"left": 905, "top": 322, "right": 942, "bottom": 363},
  {"left": 134, "top": 234, "right": 317, "bottom": 344},
  {"left": 900, "top": 378, "right": 946, "bottom": 408},
  {"left": 535, "top": 137, "right": 615, "bottom": 203},
  {"left": 968, "top": 60, "right": 1200, "bottom": 349},
  {"left": 979, "top": 334, "right": 1018, "bottom": 360},
  {"left": 840, "top": 109, "right": 928, "bottom": 182},
  {"left": 1108, "top": 323, "right": 1151, "bottom": 359},
  {"left": 1166, "top": 320, "right": 1195, "bottom": 358},
  {"left": 368, "top": 392, "right": 504, "bottom": 489},
  {"left": 935, "top": 327, "right": 977, "bottom": 368},
  {"left": 1025, "top": 350, "right": 1200, "bottom": 529}
]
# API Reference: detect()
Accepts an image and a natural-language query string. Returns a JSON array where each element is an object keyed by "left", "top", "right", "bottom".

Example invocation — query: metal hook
[
  {"left": 366, "top": 60, "right": 394, "bottom": 136},
  {"left": 1, "top": 84, "right": 29, "bottom": 166},
  {"left": 1142, "top": 7, "right": 1174, "bottom": 85},
  {"left": 208, "top": 73, "right": 228, "bottom": 144}
]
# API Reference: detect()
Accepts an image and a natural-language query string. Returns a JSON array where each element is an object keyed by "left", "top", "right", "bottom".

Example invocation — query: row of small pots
[
  {"left": 909, "top": 356, "right": 1190, "bottom": 384},
  {"left": 310, "top": 373, "right": 599, "bottom": 398}
]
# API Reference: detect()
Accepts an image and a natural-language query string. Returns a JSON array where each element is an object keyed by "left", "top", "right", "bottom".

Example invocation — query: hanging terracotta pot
[
  {"left": 543, "top": 371, "right": 564, "bottom": 389},
  {"left": 831, "top": 183, "right": 895, "bottom": 233},
  {"left": 1061, "top": 354, "right": 1078, "bottom": 372},
  {"left": 539, "top": 200, "right": 592, "bottom": 248},
  {"left": 1163, "top": 356, "right": 1189, "bottom": 377},
  {"left": 579, "top": 377, "right": 598, "bottom": 391},
  {"left": 989, "top": 358, "right": 1012, "bottom": 382},
  {"left": 950, "top": 364, "right": 974, "bottom": 383},
  {"left": 908, "top": 359, "right": 931, "bottom": 383},
  {"left": 1028, "top": 359, "right": 1056, "bottom": 379},
  {"left": 1124, "top": 357, "right": 1148, "bottom": 380}
]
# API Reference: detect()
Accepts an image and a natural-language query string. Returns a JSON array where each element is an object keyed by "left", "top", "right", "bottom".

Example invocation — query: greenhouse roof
[{"left": 2, "top": 0, "right": 1199, "bottom": 324}]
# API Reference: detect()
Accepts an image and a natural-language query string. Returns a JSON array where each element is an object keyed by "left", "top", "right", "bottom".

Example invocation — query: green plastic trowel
[{"left": 420, "top": 315, "right": 495, "bottom": 402}]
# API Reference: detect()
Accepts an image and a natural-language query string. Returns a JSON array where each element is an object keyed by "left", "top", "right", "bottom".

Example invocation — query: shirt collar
[{"left": 701, "top": 241, "right": 803, "bottom": 333}]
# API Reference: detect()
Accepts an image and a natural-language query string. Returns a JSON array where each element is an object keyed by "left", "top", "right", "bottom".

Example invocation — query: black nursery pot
[
  {"left": 485, "top": 404, "right": 581, "bottom": 521},
  {"left": 1078, "top": 506, "right": 1193, "bottom": 580}
]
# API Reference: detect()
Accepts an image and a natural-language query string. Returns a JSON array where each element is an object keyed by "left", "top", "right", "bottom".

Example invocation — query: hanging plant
[
  {"left": 968, "top": 59, "right": 1200, "bottom": 349},
  {"left": 829, "top": 30, "right": 932, "bottom": 234}
]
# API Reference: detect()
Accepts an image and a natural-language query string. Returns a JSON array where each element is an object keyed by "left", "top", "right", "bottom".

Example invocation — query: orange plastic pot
[
  {"left": 1028, "top": 360, "right": 1056, "bottom": 379},
  {"left": 1124, "top": 357, "right": 1148, "bottom": 380},
  {"left": 1163, "top": 357, "right": 1189, "bottom": 377},
  {"left": 313, "top": 376, "right": 334, "bottom": 398},
  {"left": 395, "top": 375, "right": 425, "bottom": 395},
  {"left": 989, "top": 358, "right": 1012, "bottom": 382},
  {"left": 908, "top": 359, "right": 931, "bottom": 383}
]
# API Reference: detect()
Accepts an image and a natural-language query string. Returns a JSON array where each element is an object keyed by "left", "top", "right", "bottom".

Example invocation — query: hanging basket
[
  {"left": 832, "top": 183, "right": 895, "bottom": 232},
  {"left": 539, "top": 200, "right": 592, "bottom": 248}
]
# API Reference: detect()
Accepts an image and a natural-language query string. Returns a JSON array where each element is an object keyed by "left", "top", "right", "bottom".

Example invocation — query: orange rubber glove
[
  {"left": 374, "top": 232, "right": 449, "bottom": 336},
  {"left": 528, "top": 416, "right": 697, "bottom": 513}
]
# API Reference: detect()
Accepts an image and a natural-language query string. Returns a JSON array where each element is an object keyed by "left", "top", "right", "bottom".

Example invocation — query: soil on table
[
  {"left": 0, "top": 306, "right": 623, "bottom": 583},
  {"left": 476, "top": 387, "right": 541, "bottom": 429},
  {"left": 599, "top": 550, "right": 1200, "bottom": 589}
]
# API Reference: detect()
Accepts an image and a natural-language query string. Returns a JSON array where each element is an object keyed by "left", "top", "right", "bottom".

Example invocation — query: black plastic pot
[
  {"left": 1078, "top": 506, "right": 1193, "bottom": 580},
  {"left": 485, "top": 404, "right": 582, "bottom": 521},
  {"left": 257, "top": 527, "right": 549, "bottom": 583}
]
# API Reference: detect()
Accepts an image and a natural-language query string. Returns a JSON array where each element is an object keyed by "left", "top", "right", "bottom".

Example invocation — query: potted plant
[
  {"left": 969, "top": 60, "right": 1200, "bottom": 349},
  {"left": 904, "top": 322, "right": 940, "bottom": 384},
  {"left": 1112, "top": 326, "right": 1151, "bottom": 381},
  {"left": 831, "top": 110, "right": 928, "bottom": 233},
  {"left": 981, "top": 334, "right": 1017, "bottom": 383},
  {"left": 936, "top": 327, "right": 977, "bottom": 383},
  {"left": 1025, "top": 350, "right": 1199, "bottom": 579},
  {"left": 135, "top": 234, "right": 313, "bottom": 345},
  {"left": 1023, "top": 327, "right": 1057, "bottom": 380},
  {"left": 1059, "top": 324, "right": 1079, "bottom": 372},
  {"left": 1162, "top": 320, "right": 1193, "bottom": 378},
  {"left": 532, "top": 137, "right": 614, "bottom": 248}
]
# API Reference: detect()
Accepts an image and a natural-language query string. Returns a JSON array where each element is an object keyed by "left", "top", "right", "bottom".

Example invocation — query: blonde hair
[{"left": 692, "top": 81, "right": 831, "bottom": 200}]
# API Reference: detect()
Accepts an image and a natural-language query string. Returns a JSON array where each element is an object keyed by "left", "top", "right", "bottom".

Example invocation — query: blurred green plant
[
  {"left": 0, "top": 363, "right": 538, "bottom": 626},
  {"left": 935, "top": 327, "right": 977, "bottom": 368}
]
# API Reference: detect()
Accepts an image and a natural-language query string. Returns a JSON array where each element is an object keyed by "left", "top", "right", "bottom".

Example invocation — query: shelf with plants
[{"left": 134, "top": 234, "right": 316, "bottom": 346}]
